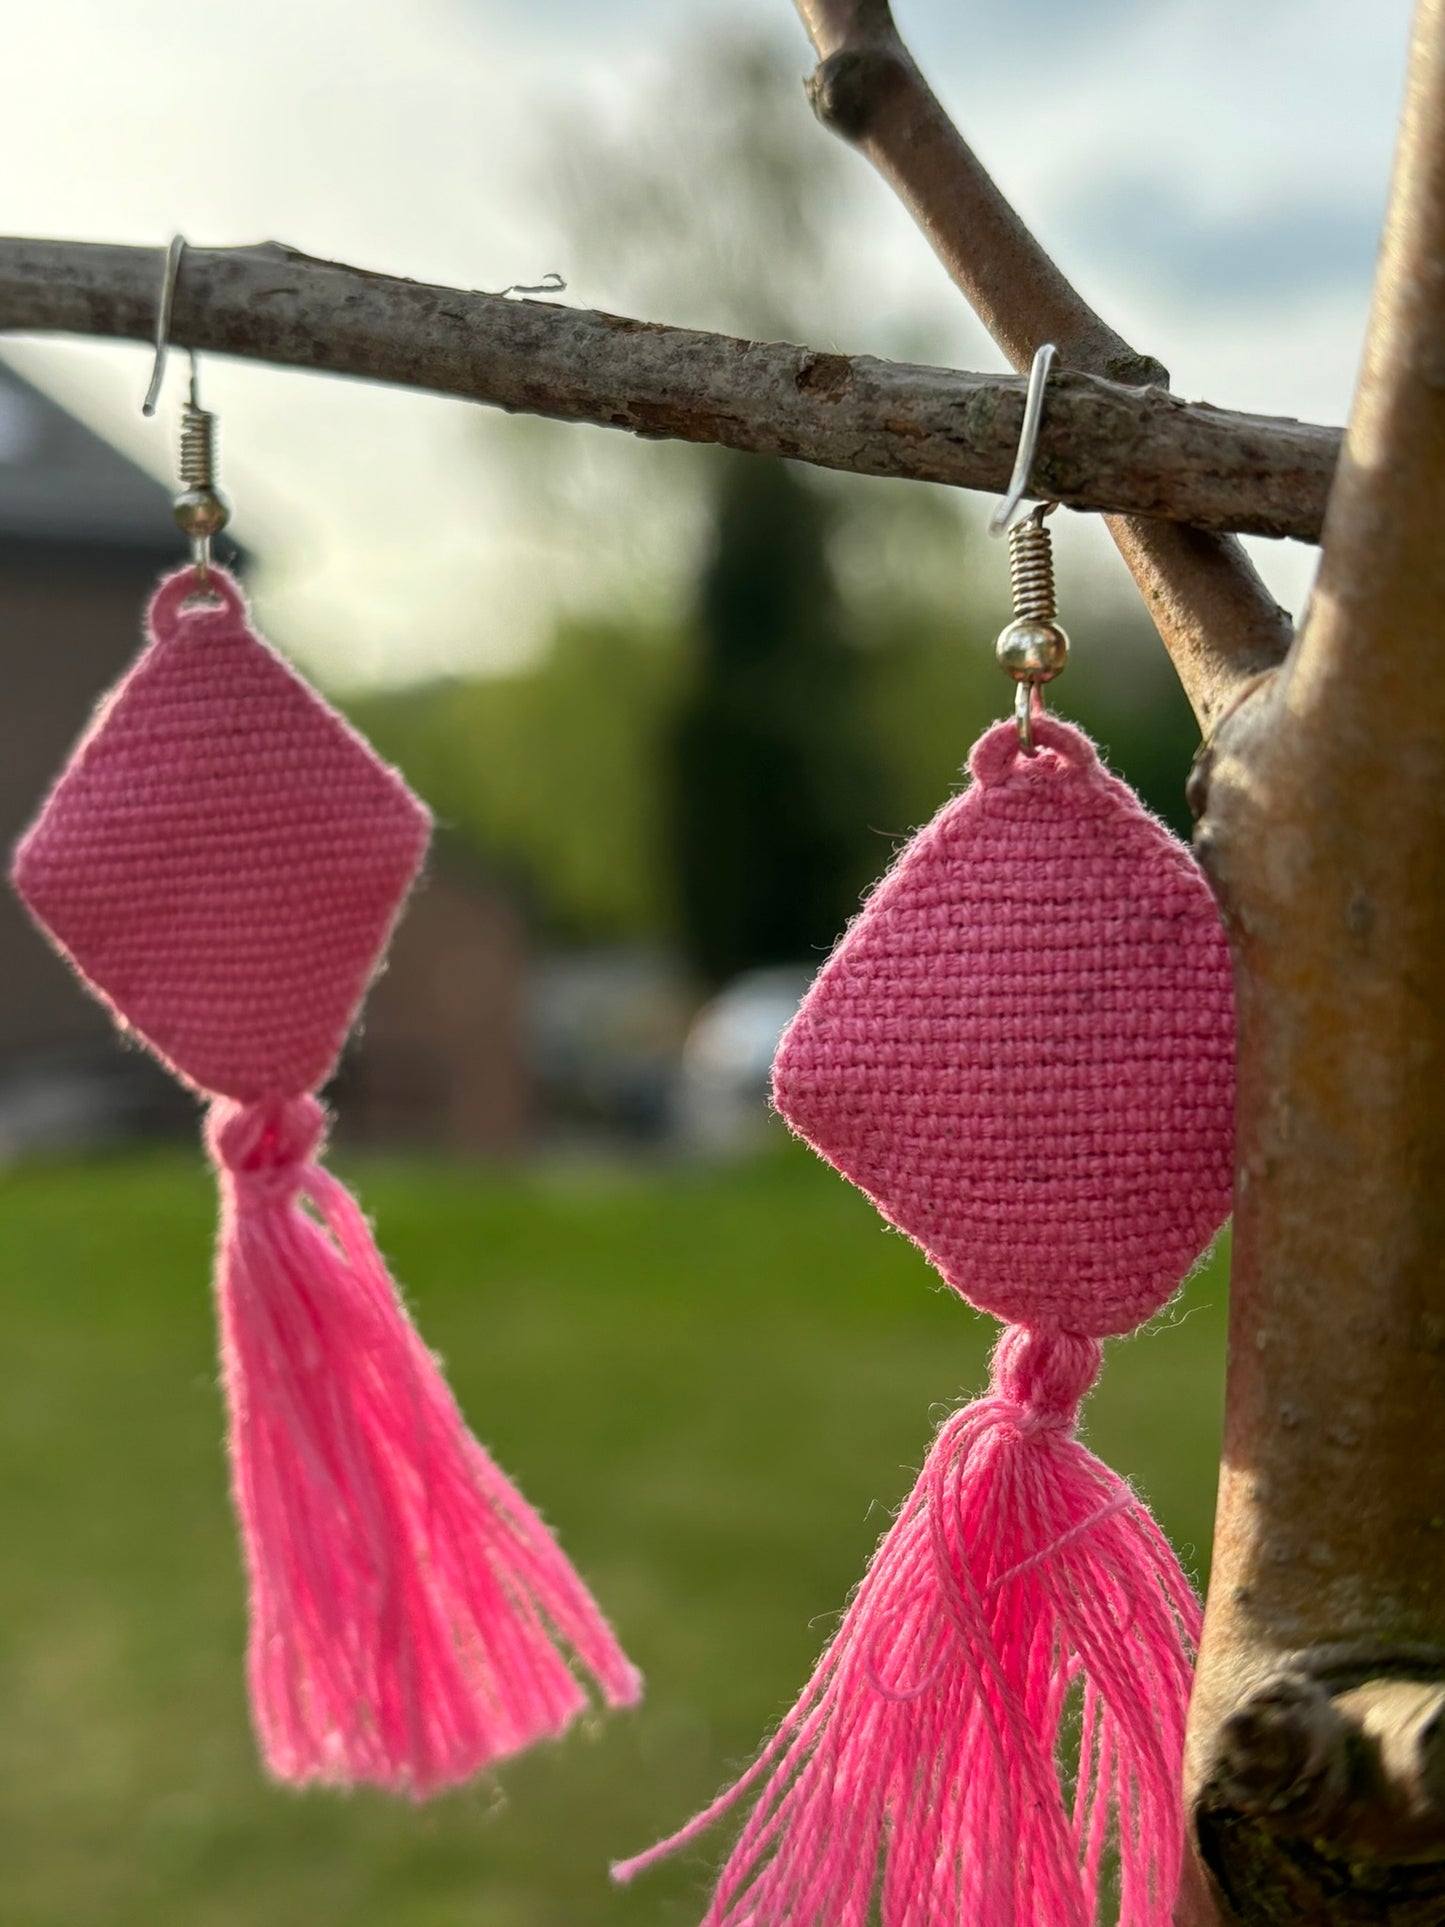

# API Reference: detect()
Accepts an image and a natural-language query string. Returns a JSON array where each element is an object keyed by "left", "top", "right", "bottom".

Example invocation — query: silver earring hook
[
  {"left": 987, "top": 342, "right": 1057, "bottom": 538},
  {"left": 140, "top": 234, "right": 231, "bottom": 586},
  {"left": 142, "top": 235, "right": 187, "bottom": 417}
]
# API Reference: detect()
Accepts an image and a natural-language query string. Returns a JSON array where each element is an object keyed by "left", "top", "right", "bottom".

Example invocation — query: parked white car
[{"left": 676, "top": 964, "right": 816, "bottom": 1153}]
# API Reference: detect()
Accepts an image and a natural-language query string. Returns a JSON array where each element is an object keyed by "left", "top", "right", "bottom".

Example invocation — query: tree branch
[
  {"left": 792, "top": 0, "right": 1293, "bottom": 730},
  {"left": 1186, "top": 0, "right": 1445, "bottom": 1914},
  {"left": 0, "top": 238, "right": 1337, "bottom": 551}
]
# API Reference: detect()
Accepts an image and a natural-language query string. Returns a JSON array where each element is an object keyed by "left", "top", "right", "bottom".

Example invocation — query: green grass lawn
[{"left": 0, "top": 1141, "right": 1228, "bottom": 1927}]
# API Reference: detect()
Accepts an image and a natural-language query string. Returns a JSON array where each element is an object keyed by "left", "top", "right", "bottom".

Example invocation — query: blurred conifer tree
[{"left": 669, "top": 454, "right": 883, "bottom": 985}]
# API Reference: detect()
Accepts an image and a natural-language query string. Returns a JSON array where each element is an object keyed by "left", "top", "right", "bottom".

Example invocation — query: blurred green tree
[
  {"left": 351, "top": 614, "right": 681, "bottom": 942},
  {"left": 669, "top": 454, "right": 883, "bottom": 985}
]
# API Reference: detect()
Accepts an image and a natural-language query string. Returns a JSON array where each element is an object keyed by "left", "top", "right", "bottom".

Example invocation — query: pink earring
[
  {"left": 9, "top": 245, "right": 639, "bottom": 1795},
  {"left": 617, "top": 349, "right": 1234, "bottom": 1925}
]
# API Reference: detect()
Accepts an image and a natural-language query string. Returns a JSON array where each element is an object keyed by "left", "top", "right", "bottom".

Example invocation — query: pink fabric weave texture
[
  {"left": 773, "top": 714, "right": 1235, "bottom": 1335},
  {"left": 11, "top": 567, "right": 640, "bottom": 1795},
  {"left": 619, "top": 714, "right": 1235, "bottom": 1927},
  {"left": 13, "top": 569, "right": 428, "bottom": 1101}
]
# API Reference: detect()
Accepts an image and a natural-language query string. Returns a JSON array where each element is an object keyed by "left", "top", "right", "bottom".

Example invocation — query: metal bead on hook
[
  {"left": 989, "top": 344, "right": 1068, "bottom": 754},
  {"left": 143, "top": 235, "right": 231, "bottom": 583}
]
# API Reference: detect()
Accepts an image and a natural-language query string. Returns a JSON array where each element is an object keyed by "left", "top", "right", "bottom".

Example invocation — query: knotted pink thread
[
  {"left": 990, "top": 1326, "right": 1101, "bottom": 1431},
  {"left": 207, "top": 1092, "right": 326, "bottom": 1189}
]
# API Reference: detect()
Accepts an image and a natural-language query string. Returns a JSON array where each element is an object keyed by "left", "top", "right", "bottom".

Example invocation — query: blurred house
[
  {"left": 0, "top": 363, "right": 184, "bottom": 1154},
  {"left": 336, "top": 853, "right": 529, "bottom": 1155},
  {"left": 0, "top": 364, "right": 527, "bottom": 1157}
]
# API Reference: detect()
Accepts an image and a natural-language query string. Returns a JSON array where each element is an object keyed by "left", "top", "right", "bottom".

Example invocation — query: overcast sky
[{"left": 0, "top": 0, "right": 1416, "bottom": 684}]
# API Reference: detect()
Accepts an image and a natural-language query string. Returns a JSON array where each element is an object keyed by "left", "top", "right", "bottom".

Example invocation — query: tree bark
[{"left": 1183, "top": 0, "right": 1445, "bottom": 1914}]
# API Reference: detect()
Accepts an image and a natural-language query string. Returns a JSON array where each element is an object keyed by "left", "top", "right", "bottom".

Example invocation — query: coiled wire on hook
[
  {"left": 178, "top": 391, "right": 219, "bottom": 494},
  {"left": 1006, "top": 508, "right": 1059, "bottom": 625}
]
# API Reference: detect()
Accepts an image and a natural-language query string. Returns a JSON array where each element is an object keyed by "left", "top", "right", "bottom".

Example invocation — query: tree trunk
[{"left": 1183, "top": 0, "right": 1445, "bottom": 1915}]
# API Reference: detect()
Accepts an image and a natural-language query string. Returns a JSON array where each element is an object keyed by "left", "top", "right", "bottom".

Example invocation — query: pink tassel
[
  {"left": 614, "top": 1326, "right": 1198, "bottom": 1926},
  {"left": 209, "top": 1094, "right": 641, "bottom": 1795}
]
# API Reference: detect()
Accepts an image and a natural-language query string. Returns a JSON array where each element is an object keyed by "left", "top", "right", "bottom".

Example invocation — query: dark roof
[{"left": 0, "top": 361, "right": 176, "bottom": 549}]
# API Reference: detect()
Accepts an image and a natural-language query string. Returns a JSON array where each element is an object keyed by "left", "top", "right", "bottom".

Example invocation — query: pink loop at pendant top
[{"left": 772, "top": 715, "right": 1235, "bottom": 1337}]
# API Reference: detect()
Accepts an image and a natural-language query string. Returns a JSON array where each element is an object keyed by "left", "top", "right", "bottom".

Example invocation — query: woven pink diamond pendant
[
  {"left": 619, "top": 714, "right": 1234, "bottom": 1927},
  {"left": 774, "top": 713, "right": 1235, "bottom": 1335},
  {"left": 16, "top": 570, "right": 429, "bottom": 1100},
  {"left": 13, "top": 568, "right": 640, "bottom": 1796}
]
